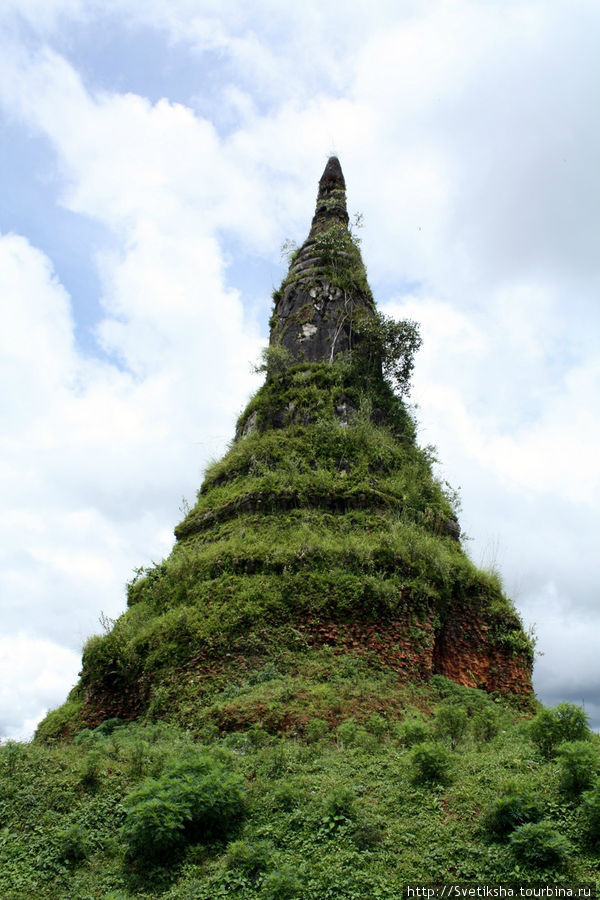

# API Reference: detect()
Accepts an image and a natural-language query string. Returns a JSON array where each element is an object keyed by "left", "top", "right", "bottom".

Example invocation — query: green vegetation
[
  {"left": 410, "top": 740, "right": 453, "bottom": 785},
  {"left": 508, "top": 821, "right": 572, "bottom": 870},
  {"left": 529, "top": 702, "right": 591, "bottom": 758},
  {"left": 3, "top": 689, "right": 600, "bottom": 898},
  {"left": 121, "top": 754, "right": 245, "bottom": 861},
  {"left": 484, "top": 783, "right": 543, "bottom": 839},
  {"left": 558, "top": 741, "right": 600, "bottom": 797},
  {"left": 276, "top": 220, "right": 371, "bottom": 306}
]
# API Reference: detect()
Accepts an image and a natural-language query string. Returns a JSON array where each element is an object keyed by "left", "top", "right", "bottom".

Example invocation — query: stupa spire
[
  {"left": 269, "top": 156, "right": 374, "bottom": 365},
  {"left": 309, "top": 156, "right": 349, "bottom": 235}
]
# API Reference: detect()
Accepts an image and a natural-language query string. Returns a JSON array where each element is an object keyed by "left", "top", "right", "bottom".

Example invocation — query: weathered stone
[{"left": 269, "top": 157, "right": 375, "bottom": 364}]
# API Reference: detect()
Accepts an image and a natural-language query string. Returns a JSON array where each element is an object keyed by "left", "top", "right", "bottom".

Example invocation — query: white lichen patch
[{"left": 299, "top": 323, "right": 317, "bottom": 341}]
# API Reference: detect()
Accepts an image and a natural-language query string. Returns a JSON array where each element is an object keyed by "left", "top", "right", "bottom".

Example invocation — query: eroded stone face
[{"left": 273, "top": 279, "right": 372, "bottom": 362}]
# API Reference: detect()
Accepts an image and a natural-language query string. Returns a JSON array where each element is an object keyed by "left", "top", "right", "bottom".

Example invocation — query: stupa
[{"left": 48, "top": 157, "right": 534, "bottom": 734}]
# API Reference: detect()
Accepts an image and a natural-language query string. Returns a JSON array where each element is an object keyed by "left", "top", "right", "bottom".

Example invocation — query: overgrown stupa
[{"left": 42, "top": 158, "right": 533, "bottom": 738}]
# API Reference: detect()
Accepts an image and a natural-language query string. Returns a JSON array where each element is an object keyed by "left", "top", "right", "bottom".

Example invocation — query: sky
[{"left": 1, "top": 0, "right": 599, "bottom": 741}]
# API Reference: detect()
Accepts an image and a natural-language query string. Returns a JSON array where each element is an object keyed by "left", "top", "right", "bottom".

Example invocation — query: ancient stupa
[{"left": 47, "top": 157, "right": 533, "bottom": 735}]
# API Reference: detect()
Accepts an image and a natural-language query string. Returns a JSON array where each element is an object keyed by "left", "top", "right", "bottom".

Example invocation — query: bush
[
  {"left": 557, "top": 741, "right": 599, "bottom": 797},
  {"left": 410, "top": 741, "right": 453, "bottom": 785},
  {"left": 336, "top": 719, "right": 353, "bottom": 745},
  {"left": 508, "top": 820, "right": 571, "bottom": 869},
  {"left": 579, "top": 782, "right": 600, "bottom": 846},
  {"left": 80, "top": 750, "right": 103, "bottom": 791},
  {"left": 304, "top": 718, "right": 329, "bottom": 743},
  {"left": 434, "top": 705, "right": 468, "bottom": 749},
  {"left": 529, "top": 703, "right": 590, "bottom": 759},
  {"left": 0, "top": 740, "right": 26, "bottom": 775},
  {"left": 261, "top": 864, "right": 303, "bottom": 899},
  {"left": 484, "top": 784, "right": 543, "bottom": 840},
  {"left": 336, "top": 719, "right": 361, "bottom": 748},
  {"left": 93, "top": 717, "right": 123, "bottom": 737},
  {"left": 121, "top": 754, "right": 245, "bottom": 860},
  {"left": 272, "top": 782, "right": 301, "bottom": 811},
  {"left": 324, "top": 787, "right": 357, "bottom": 820},
  {"left": 397, "top": 716, "right": 430, "bottom": 747},
  {"left": 471, "top": 707, "right": 501, "bottom": 743},
  {"left": 318, "top": 787, "right": 358, "bottom": 838},
  {"left": 54, "top": 824, "right": 90, "bottom": 865},
  {"left": 365, "top": 712, "right": 388, "bottom": 740},
  {"left": 225, "top": 839, "right": 271, "bottom": 879},
  {"left": 125, "top": 740, "right": 151, "bottom": 779},
  {"left": 352, "top": 821, "right": 384, "bottom": 850}
]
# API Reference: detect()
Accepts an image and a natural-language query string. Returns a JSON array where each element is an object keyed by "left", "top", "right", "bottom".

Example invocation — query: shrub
[
  {"left": 336, "top": 719, "right": 357, "bottom": 748},
  {"left": 410, "top": 741, "right": 453, "bottom": 785},
  {"left": 197, "top": 723, "right": 219, "bottom": 744},
  {"left": 225, "top": 839, "right": 271, "bottom": 879},
  {"left": 484, "top": 784, "right": 543, "bottom": 840},
  {"left": 579, "top": 782, "right": 600, "bottom": 846},
  {"left": 336, "top": 719, "right": 377, "bottom": 750},
  {"left": 529, "top": 703, "right": 590, "bottom": 759},
  {"left": 508, "top": 821, "right": 571, "bottom": 869},
  {"left": 245, "top": 724, "right": 270, "bottom": 749},
  {"left": 0, "top": 740, "right": 25, "bottom": 775},
  {"left": 354, "top": 313, "right": 422, "bottom": 397},
  {"left": 73, "top": 728, "right": 99, "bottom": 747},
  {"left": 54, "top": 824, "right": 90, "bottom": 865},
  {"left": 557, "top": 741, "right": 599, "bottom": 797},
  {"left": 93, "top": 717, "right": 123, "bottom": 737},
  {"left": 351, "top": 725, "right": 377, "bottom": 750},
  {"left": 324, "top": 786, "right": 357, "bottom": 820},
  {"left": 261, "top": 864, "right": 303, "bottom": 899},
  {"left": 352, "top": 821, "right": 384, "bottom": 850},
  {"left": 319, "top": 787, "right": 358, "bottom": 838},
  {"left": 365, "top": 712, "right": 388, "bottom": 740},
  {"left": 125, "top": 740, "right": 151, "bottom": 779},
  {"left": 397, "top": 716, "right": 430, "bottom": 747},
  {"left": 434, "top": 705, "right": 468, "bottom": 749},
  {"left": 304, "top": 718, "right": 329, "bottom": 743},
  {"left": 272, "top": 782, "right": 301, "bottom": 811},
  {"left": 80, "top": 750, "right": 103, "bottom": 791},
  {"left": 471, "top": 707, "right": 501, "bottom": 744},
  {"left": 121, "top": 754, "right": 245, "bottom": 860}
]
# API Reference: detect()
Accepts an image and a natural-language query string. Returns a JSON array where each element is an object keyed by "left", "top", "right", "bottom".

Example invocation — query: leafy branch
[{"left": 354, "top": 313, "right": 422, "bottom": 397}]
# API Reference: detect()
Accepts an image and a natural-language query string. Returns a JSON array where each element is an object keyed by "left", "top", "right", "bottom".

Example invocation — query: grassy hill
[{"left": 3, "top": 680, "right": 600, "bottom": 898}]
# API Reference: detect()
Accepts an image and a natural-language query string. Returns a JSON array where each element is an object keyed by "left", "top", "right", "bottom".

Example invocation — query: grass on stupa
[
  {"left": 3, "top": 673, "right": 600, "bottom": 899},
  {"left": 55, "top": 357, "right": 532, "bottom": 723}
]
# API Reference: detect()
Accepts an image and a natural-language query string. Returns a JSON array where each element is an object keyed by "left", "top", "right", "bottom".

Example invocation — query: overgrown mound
[
  {"left": 36, "top": 155, "right": 533, "bottom": 739},
  {"left": 40, "top": 350, "right": 532, "bottom": 739}
]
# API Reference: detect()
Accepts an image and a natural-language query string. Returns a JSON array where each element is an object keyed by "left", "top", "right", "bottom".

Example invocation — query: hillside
[
  {"left": 5, "top": 683, "right": 600, "bottom": 898},
  {"left": 3, "top": 158, "right": 598, "bottom": 897}
]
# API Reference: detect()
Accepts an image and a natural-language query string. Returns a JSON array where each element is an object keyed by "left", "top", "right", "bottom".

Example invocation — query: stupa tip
[{"left": 319, "top": 156, "right": 345, "bottom": 191}]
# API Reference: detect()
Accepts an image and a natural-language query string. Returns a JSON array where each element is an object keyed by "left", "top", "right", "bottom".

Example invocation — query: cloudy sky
[{"left": 1, "top": 0, "right": 598, "bottom": 740}]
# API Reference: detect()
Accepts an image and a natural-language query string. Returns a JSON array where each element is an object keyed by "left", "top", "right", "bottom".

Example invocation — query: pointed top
[
  {"left": 318, "top": 156, "right": 346, "bottom": 193},
  {"left": 310, "top": 155, "right": 349, "bottom": 234}
]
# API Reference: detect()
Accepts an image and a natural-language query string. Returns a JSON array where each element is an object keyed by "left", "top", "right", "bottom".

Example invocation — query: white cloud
[{"left": 0, "top": 634, "right": 81, "bottom": 741}]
